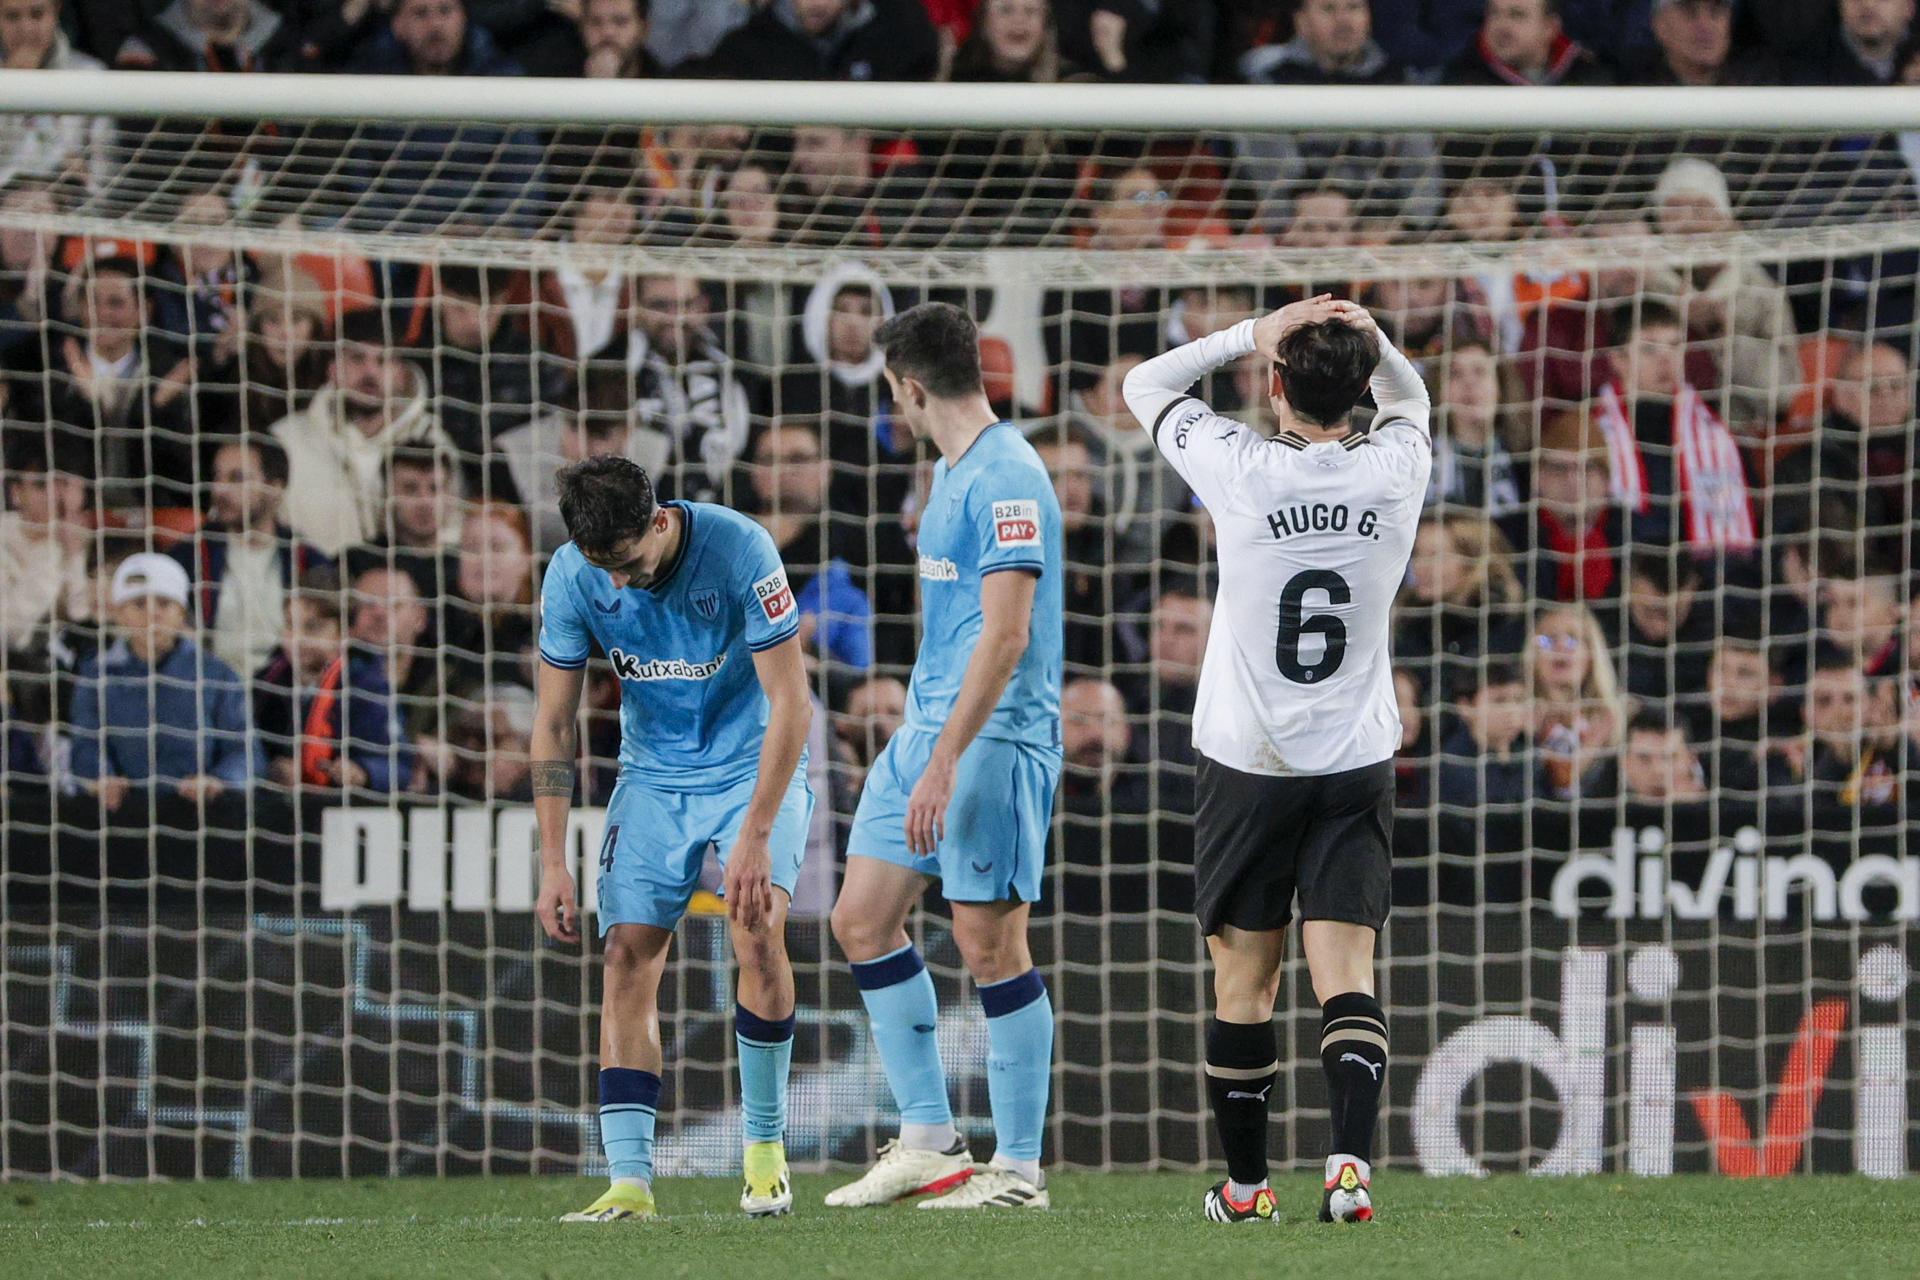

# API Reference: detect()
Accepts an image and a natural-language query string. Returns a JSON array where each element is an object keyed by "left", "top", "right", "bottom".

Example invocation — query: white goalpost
[{"left": 0, "top": 72, "right": 1914, "bottom": 1182}]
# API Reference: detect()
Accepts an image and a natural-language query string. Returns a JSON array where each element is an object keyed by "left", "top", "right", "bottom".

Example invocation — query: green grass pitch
[{"left": 5, "top": 1173, "right": 1918, "bottom": 1280}]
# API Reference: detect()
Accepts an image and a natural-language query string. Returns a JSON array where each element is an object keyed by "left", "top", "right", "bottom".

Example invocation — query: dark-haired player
[
  {"left": 826, "top": 302, "right": 1065, "bottom": 1210},
  {"left": 1123, "top": 295, "right": 1430, "bottom": 1225},
  {"left": 531, "top": 456, "right": 815, "bottom": 1223}
]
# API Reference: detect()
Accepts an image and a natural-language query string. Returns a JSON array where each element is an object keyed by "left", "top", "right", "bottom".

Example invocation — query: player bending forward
[
  {"left": 1123, "top": 295, "right": 1429, "bottom": 1225},
  {"left": 827, "top": 303, "right": 1065, "bottom": 1210},
  {"left": 532, "top": 456, "right": 815, "bottom": 1223}
]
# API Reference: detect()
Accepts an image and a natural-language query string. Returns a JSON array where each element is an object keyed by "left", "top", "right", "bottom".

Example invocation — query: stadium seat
[
  {"left": 293, "top": 250, "right": 378, "bottom": 323},
  {"left": 979, "top": 334, "right": 1018, "bottom": 413},
  {"left": 143, "top": 506, "right": 202, "bottom": 547}
]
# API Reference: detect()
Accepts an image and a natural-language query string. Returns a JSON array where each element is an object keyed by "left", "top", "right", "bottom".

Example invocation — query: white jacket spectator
[
  {"left": 0, "top": 16, "right": 113, "bottom": 191},
  {"left": 1642, "top": 158, "right": 1802, "bottom": 427},
  {"left": 270, "top": 313, "right": 455, "bottom": 557}
]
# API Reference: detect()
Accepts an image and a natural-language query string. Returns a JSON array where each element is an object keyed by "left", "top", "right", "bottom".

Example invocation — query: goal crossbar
[{"left": 5, "top": 70, "right": 1920, "bottom": 132}]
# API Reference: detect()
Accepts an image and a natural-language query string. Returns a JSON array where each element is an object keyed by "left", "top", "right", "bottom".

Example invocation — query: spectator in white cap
[
  {"left": 65, "top": 550, "right": 259, "bottom": 814},
  {"left": 1643, "top": 156, "right": 1799, "bottom": 430}
]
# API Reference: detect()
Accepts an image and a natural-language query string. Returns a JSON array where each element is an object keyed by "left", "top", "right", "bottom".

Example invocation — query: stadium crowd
[{"left": 4, "top": 0, "right": 1920, "bottom": 916}]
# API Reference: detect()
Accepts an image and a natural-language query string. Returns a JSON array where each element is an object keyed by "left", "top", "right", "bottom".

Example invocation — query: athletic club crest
[{"left": 692, "top": 589, "right": 721, "bottom": 620}]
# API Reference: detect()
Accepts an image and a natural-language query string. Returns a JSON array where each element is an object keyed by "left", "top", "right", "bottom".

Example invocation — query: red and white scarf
[{"left": 1594, "top": 383, "right": 1755, "bottom": 550}]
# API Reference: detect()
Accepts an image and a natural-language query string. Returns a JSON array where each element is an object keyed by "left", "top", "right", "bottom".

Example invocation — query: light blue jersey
[
  {"left": 538, "top": 501, "right": 801, "bottom": 793},
  {"left": 907, "top": 422, "right": 1064, "bottom": 750},
  {"left": 846, "top": 423, "right": 1063, "bottom": 904}
]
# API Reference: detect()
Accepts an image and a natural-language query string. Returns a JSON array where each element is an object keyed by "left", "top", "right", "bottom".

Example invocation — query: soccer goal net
[{"left": 0, "top": 77, "right": 1914, "bottom": 1181}]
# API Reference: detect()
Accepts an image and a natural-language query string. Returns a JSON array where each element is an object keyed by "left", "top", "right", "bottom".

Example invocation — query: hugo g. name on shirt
[{"left": 1263, "top": 502, "right": 1387, "bottom": 542}]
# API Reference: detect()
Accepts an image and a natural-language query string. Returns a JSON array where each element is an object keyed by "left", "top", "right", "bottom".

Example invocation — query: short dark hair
[
  {"left": 1449, "top": 655, "right": 1524, "bottom": 704},
  {"left": 557, "top": 455, "right": 657, "bottom": 557},
  {"left": 337, "top": 307, "right": 392, "bottom": 347},
  {"left": 832, "top": 282, "right": 877, "bottom": 310},
  {"left": 751, "top": 418, "right": 824, "bottom": 461},
  {"left": 1619, "top": 298, "right": 1684, "bottom": 339},
  {"left": 436, "top": 263, "right": 509, "bottom": 302},
  {"left": 3, "top": 427, "right": 94, "bottom": 481},
  {"left": 1274, "top": 319, "right": 1376, "bottom": 427},
  {"left": 290, "top": 564, "right": 344, "bottom": 625},
  {"left": 1626, "top": 708, "right": 1688, "bottom": 742},
  {"left": 1028, "top": 419, "right": 1100, "bottom": 459},
  {"left": 1628, "top": 548, "right": 1700, "bottom": 595},
  {"left": 385, "top": 445, "right": 450, "bottom": 485},
  {"left": 872, "top": 302, "right": 983, "bottom": 400},
  {"left": 576, "top": 361, "right": 633, "bottom": 431},
  {"left": 88, "top": 254, "right": 144, "bottom": 283},
  {"left": 218, "top": 433, "right": 291, "bottom": 487},
  {"left": 1810, "top": 644, "right": 1864, "bottom": 678}
]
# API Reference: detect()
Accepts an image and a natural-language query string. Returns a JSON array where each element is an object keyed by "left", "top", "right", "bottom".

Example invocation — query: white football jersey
[{"left": 1123, "top": 317, "right": 1431, "bottom": 777}]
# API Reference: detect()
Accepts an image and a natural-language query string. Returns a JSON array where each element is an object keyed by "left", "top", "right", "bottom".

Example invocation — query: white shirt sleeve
[
  {"left": 1123, "top": 319, "right": 1260, "bottom": 509},
  {"left": 1366, "top": 337, "right": 1431, "bottom": 438},
  {"left": 1122, "top": 317, "right": 1258, "bottom": 441}
]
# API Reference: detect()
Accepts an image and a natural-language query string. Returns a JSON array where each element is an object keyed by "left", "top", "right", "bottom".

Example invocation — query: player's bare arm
[
  {"left": 532, "top": 658, "right": 588, "bottom": 945},
  {"left": 904, "top": 567, "right": 1038, "bottom": 856},
  {"left": 725, "top": 633, "right": 812, "bottom": 932}
]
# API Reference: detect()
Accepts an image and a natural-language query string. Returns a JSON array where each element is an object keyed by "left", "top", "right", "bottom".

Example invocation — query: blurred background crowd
[{"left": 4, "top": 0, "right": 1920, "bottom": 916}]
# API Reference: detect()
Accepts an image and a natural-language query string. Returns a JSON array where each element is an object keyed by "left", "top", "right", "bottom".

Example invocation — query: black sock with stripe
[
  {"left": 1319, "top": 991, "right": 1387, "bottom": 1163},
  {"left": 1204, "top": 1017, "right": 1278, "bottom": 1188}
]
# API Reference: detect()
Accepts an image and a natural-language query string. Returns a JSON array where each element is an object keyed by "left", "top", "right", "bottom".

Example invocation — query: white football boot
[{"left": 823, "top": 1136, "right": 974, "bottom": 1207}]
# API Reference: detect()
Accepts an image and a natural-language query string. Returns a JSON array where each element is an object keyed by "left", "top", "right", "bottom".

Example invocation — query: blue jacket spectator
[
  {"left": 1434, "top": 659, "right": 1542, "bottom": 809},
  {"left": 343, "top": 2, "right": 545, "bottom": 233},
  {"left": 794, "top": 559, "right": 874, "bottom": 673},
  {"left": 698, "top": 0, "right": 939, "bottom": 80},
  {"left": 5, "top": 719, "right": 46, "bottom": 778},
  {"left": 746, "top": 420, "right": 875, "bottom": 675},
  {"left": 67, "top": 554, "right": 261, "bottom": 795}
]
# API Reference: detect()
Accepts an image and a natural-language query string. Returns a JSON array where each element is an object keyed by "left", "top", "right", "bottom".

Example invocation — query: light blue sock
[
  {"left": 735, "top": 1003, "right": 796, "bottom": 1145},
  {"left": 979, "top": 969, "right": 1052, "bottom": 1165},
  {"left": 851, "top": 944, "right": 953, "bottom": 1131},
  {"left": 599, "top": 1067, "right": 661, "bottom": 1180}
]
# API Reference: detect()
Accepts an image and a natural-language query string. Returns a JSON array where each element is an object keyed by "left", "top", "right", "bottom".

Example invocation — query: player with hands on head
[
  {"left": 1123, "top": 292, "right": 1430, "bottom": 1225},
  {"left": 531, "top": 456, "right": 815, "bottom": 1224}
]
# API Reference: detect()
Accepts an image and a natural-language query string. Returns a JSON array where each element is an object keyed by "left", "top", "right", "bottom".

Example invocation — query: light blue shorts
[
  {"left": 846, "top": 726, "right": 1060, "bottom": 904},
  {"left": 596, "top": 767, "right": 812, "bottom": 934}
]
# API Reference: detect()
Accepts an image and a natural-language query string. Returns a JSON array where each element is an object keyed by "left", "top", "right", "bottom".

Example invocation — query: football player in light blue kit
[
  {"left": 531, "top": 456, "right": 814, "bottom": 1224},
  {"left": 827, "top": 303, "right": 1065, "bottom": 1210}
]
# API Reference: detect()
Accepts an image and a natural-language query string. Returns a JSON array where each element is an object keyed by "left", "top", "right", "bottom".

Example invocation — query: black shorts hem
[{"left": 1191, "top": 755, "right": 1394, "bottom": 938}]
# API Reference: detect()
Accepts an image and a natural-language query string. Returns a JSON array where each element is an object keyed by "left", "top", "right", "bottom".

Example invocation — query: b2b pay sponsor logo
[
  {"left": 992, "top": 499, "right": 1041, "bottom": 548},
  {"left": 753, "top": 570, "right": 794, "bottom": 623}
]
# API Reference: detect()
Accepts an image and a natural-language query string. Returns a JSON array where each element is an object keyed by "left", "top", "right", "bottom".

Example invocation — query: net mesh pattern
[{"left": 1, "top": 116, "right": 1916, "bottom": 1180}]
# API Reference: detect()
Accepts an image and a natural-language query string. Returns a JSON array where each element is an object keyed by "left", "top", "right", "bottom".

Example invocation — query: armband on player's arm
[
  {"left": 1122, "top": 317, "right": 1259, "bottom": 441},
  {"left": 1367, "top": 338, "right": 1431, "bottom": 438}
]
